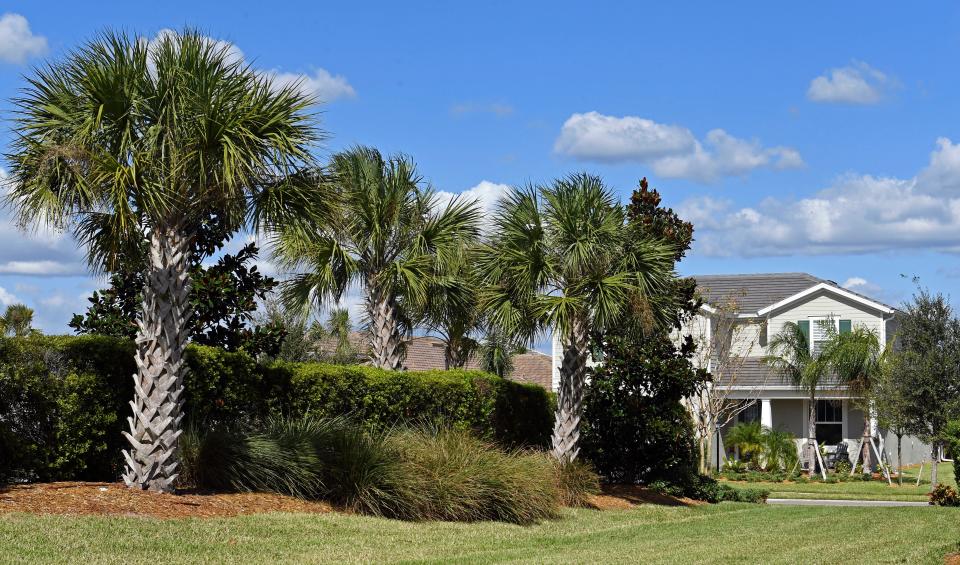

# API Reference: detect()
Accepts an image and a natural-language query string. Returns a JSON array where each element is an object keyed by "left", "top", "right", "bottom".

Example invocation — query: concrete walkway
[{"left": 767, "top": 498, "right": 930, "bottom": 507}]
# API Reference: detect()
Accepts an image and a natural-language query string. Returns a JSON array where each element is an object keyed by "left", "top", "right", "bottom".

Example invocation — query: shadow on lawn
[{"left": 586, "top": 485, "right": 700, "bottom": 510}]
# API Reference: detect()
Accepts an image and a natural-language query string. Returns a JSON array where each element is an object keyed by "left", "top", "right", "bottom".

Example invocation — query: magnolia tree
[{"left": 685, "top": 291, "right": 764, "bottom": 473}]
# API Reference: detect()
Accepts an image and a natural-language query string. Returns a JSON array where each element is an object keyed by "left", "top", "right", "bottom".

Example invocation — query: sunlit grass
[{"left": 2, "top": 502, "right": 958, "bottom": 564}]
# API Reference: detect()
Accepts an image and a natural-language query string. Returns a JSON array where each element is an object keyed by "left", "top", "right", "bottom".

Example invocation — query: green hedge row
[{"left": 0, "top": 335, "right": 552, "bottom": 483}]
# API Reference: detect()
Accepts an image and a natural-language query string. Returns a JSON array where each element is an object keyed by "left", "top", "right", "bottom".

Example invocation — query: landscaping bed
[
  {"left": 0, "top": 481, "right": 697, "bottom": 519},
  {"left": 0, "top": 482, "right": 333, "bottom": 519}
]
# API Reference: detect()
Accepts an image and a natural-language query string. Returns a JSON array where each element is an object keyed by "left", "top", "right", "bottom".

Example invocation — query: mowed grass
[
  {"left": 727, "top": 463, "right": 954, "bottom": 502},
  {"left": 2, "top": 503, "right": 959, "bottom": 564}
]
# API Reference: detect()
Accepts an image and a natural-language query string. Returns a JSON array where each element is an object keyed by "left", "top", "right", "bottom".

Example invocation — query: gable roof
[{"left": 692, "top": 272, "right": 895, "bottom": 315}]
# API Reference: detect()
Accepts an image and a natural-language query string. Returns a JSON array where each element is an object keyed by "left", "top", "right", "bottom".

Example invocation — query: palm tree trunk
[
  {"left": 367, "top": 282, "right": 404, "bottom": 370},
  {"left": 862, "top": 411, "right": 873, "bottom": 472},
  {"left": 444, "top": 334, "right": 467, "bottom": 370},
  {"left": 552, "top": 320, "right": 589, "bottom": 462},
  {"left": 122, "top": 222, "right": 192, "bottom": 493},
  {"left": 806, "top": 393, "right": 818, "bottom": 473}
]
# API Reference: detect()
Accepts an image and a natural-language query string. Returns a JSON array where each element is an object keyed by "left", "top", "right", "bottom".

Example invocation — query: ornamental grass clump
[
  {"left": 181, "top": 416, "right": 563, "bottom": 524},
  {"left": 388, "top": 427, "right": 561, "bottom": 523}
]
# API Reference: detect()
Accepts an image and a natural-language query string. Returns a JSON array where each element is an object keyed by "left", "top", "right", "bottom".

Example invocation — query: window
[
  {"left": 815, "top": 399, "right": 843, "bottom": 444},
  {"left": 810, "top": 318, "right": 838, "bottom": 355},
  {"left": 738, "top": 401, "right": 760, "bottom": 424}
]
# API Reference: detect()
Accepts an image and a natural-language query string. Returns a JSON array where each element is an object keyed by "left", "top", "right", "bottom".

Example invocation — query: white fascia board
[{"left": 756, "top": 283, "right": 894, "bottom": 316}]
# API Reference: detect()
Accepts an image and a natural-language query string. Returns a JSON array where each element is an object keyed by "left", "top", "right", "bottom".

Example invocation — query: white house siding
[{"left": 767, "top": 291, "right": 886, "bottom": 340}]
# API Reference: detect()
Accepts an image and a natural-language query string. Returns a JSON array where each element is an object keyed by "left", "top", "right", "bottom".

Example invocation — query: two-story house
[
  {"left": 690, "top": 272, "right": 930, "bottom": 468},
  {"left": 550, "top": 272, "right": 930, "bottom": 469}
]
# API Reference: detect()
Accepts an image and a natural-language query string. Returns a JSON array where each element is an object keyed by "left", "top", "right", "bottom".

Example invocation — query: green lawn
[
  {"left": 2, "top": 503, "right": 959, "bottom": 564},
  {"left": 727, "top": 463, "right": 955, "bottom": 502}
]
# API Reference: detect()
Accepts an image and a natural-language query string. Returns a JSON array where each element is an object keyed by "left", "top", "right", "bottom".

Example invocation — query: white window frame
[{"left": 808, "top": 316, "right": 839, "bottom": 355}]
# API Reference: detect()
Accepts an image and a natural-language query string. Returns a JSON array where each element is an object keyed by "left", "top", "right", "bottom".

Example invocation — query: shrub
[
  {"left": 553, "top": 459, "right": 601, "bottom": 507},
  {"left": 580, "top": 327, "right": 706, "bottom": 485},
  {"left": 0, "top": 336, "right": 552, "bottom": 483},
  {"left": 835, "top": 460, "right": 852, "bottom": 475},
  {"left": 650, "top": 473, "right": 768, "bottom": 504},
  {"left": 0, "top": 335, "right": 133, "bottom": 483},
  {"left": 930, "top": 484, "right": 960, "bottom": 507}
]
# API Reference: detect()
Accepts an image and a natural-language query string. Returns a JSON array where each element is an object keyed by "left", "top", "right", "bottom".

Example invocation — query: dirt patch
[
  {"left": 945, "top": 552, "right": 960, "bottom": 564},
  {"left": 585, "top": 484, "right": 702, "bottom": 510},
  {"left": 0, "top": 482, "right": 333, "bottom": 519}
]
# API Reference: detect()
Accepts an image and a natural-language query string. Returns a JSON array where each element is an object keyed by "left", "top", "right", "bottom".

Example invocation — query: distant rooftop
[{"left": 691, "top": 272, "right": 892, "bottom": 314}]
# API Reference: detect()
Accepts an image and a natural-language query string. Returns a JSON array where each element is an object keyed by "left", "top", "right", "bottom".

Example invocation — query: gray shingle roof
[
  {"left": 714, "top": 357, "right": 842, "bottom": 388},
  {"left": 690, "top": 272, "right": 893, "bottom": 314}
]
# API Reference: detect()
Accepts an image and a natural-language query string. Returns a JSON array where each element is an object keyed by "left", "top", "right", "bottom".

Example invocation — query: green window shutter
[
  {"left": 839, "top": 319, "right": 852, "bottom": 335},
  {"left": 798, "top": 320, "right": 810, "bottom": 345}
]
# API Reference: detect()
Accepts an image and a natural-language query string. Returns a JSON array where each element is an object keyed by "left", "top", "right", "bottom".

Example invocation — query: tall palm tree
[
  {"left": 273, "top": 146, "right": 481, "bottom": 370},
  {"left": 0, "top": 304, "right": 34, "bottom": 337},
  {"left": 765, "top": 321, "right": 833, "bottom": 473},
  {"left": 827, "top": 326, "right": 887, "bottom": 472},
  {"left": 6, "top": 30, "right": 321, "bottom": 492},
  {"left": 479, "top": 173, "right": 675, "bottom": 461}
]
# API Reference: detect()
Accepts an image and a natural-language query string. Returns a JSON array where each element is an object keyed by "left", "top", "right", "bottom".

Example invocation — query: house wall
[
  {"left": 771, "top": 399, "right": 803, "bottom": 437},
  {"left": 767, "top": 291, "right": 885, "bottom": 341}
]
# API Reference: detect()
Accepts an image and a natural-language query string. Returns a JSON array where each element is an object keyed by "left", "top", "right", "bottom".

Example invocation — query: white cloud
[
  {"left": 807, "top": 61, "right": 891, "bottom": 105},
  {"left": 268, "top": 68, "right": 356, "bottom": 102},
  {"left": 0, "top": 287, "right": 17, "bottom": 306},
  {"left": 680, "top": 137, "right": 960, "bottom": 257},
  {"left": 0, "top": 260, "right": 84, "bottom": 276},
  {"left": 841, "top": 277, "right": 883, "bottom": 298},
  {"left": 0, "top": 13, "right": 47, "bottom": 64},
  {"left": 554, "top": 112, "right": 803, "bottom": 182},
  {"left": 435, "top": 180, "right": 511, "bottom": 220},
  {"left": 149, "top": 30, "right": 355, "bottom": 102}
]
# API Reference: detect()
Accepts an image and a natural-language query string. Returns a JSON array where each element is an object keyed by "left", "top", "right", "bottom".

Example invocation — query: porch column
[{"left": 760, "top": 398, "right": 772, "bottom": 429}]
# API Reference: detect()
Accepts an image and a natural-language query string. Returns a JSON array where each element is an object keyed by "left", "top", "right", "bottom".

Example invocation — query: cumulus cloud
[
  {"left": 268, "top": 68, "right": 356, "bottom": 102},
  {"left": 807, "top": 61, "right": 892, "bottom": 105},
  {"left": 0, "top": 287, "right": 18, "bottom": 306},
  {"left": 0, "top": 13, "right": 47, "bottom": 64},
  {"left": 680, "top": 137, "right": 960, "bottom": 257},
  {"left": 150, "top": 29, "right": 355, "bottom": 102},
  {"left": 842, "top": 277, "right": 883, "bottom": 298},
  {"left": 435, "top": 180, "right": 511, "bottom": 219},
  {"left": 554, "top": 112, "right": 803, "bottom": 182}
]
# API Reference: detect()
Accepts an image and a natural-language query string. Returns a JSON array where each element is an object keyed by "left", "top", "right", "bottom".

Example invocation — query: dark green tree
[
  {"left": 888, "top": 288, "right": 960, "bottom": 490},
  {"left": 581, "top": 177, "right": 707, "bottom": 482},
  {"left": 70, "top": 240, "right": 284, "bottom": 357}
]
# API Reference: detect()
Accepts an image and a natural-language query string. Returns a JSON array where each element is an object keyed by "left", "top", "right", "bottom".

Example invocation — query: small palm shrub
[
  {"left": 725, "top": 422, "right": 765, "bottom": 468},
  {"left": 725, "top": 423, "right": 798, "bottom": 472},
  {"left": 553, "top": 458, "right": 601, "bottom": 507}
]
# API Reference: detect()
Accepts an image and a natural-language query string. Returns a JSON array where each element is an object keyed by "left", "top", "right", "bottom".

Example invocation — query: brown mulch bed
[
  {"left": 585, "top": 484, "right": 702, "bottom": 510},
  {"left": 0, "top": 482, "right": 333, "bottom": 519},
  {"left": 0, "top": 482, "right": 695, "bottom": 519}
]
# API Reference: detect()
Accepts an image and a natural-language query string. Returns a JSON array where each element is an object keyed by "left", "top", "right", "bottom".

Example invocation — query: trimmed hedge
[{"left": 0, "top": 335, "right": 552, "bottom": 483}]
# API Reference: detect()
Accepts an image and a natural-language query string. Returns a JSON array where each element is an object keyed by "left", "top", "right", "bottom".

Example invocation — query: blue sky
[{"left": 2, "top": 1, "right": 960, "bottom": 336}]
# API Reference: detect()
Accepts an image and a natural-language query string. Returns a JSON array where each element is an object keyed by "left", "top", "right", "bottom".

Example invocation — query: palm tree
[
  {"left": 425, "top": 244, "right": 484, "bottom": 369},
  {"left": 479, "top": 173, "right": 675, "bottom": 461},
  {"left": 0, "top": 304, "right": 34, "bottom": 337},
  {"left": 273, "top": 146, "right": 480, "bottom": 370},
  {"left": 5, "top": 30, "right": 321, "bottom": 492},
  {"left": 827, "top": 326, "right": 887, "bottom": 473},
  {"left": 725, "top": 421, "right": 765, "bottom": 468},
  {"left": 765, "top": 321, "right": 833, "bottom": 473},
  {"left": 478, "top": 329, "right": 524, "bottom": 378}
]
